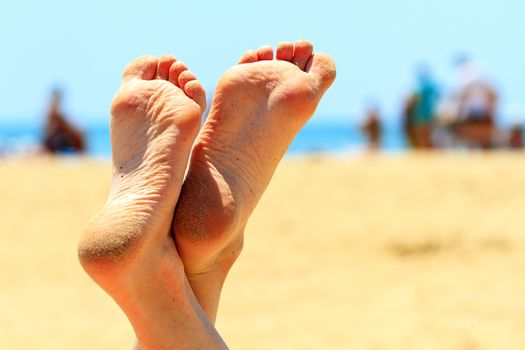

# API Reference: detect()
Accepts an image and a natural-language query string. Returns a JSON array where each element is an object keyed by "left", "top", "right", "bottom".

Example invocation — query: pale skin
[
  {"left": 78, "top": 40, "right": 335, "bottom": 348},
  {"left": 77, "top": 55, "right": 227, "bottom": 349},
  {"left": 173, "top": 40, "right": 336, "bottom": 322}
]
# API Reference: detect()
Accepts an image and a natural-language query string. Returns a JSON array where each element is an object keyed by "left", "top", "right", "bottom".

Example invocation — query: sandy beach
[{"left": 1, "top": 153, "right": 525, "bottom": 349}]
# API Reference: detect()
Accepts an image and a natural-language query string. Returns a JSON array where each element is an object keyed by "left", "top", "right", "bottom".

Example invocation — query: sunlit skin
[
  {"left": 77, "top": 55, "right": 226, "bottom": 350},
  {"left": 173, "top": 40, "right": 336, "bottom": 322},
  {"left": 76, "top": 40, "right": 336, "bottom": 348}
]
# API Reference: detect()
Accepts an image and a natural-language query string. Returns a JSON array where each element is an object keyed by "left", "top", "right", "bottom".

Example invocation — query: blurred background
[
  {"left": 1, "top": 1, "right": 525, "bottom": 349},
  {"left": 1, "top": 0, "right": 524, "bottom": 155}
]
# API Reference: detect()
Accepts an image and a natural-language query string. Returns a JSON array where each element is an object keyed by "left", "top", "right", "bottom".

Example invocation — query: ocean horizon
[{"left": 0, "top": 116, "right": 408, "bottom": 157}]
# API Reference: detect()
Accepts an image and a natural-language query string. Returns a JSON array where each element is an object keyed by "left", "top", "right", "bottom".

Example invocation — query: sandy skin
[
  {"left": 173, "top": 40, "right": 336, "bottom": 321},
  {"left": 76, "top": 39, "right": 335, "bottom": 348},
  {"left": 77, "top": 55, "right": 226, "bottom": 349}
]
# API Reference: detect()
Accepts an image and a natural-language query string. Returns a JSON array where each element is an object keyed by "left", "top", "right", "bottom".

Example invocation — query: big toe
[
  {"left": 122, "top": 55, "right": 158, "bottom": 82},
  {"left": 306, "top": 53, "right": 336, "bottom": 92}
]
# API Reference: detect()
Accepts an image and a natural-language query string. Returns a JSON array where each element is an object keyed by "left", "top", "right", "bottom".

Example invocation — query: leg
[
  {"left": 77, "top": 55, "right": 227, "bottom": 349},
  {"left": 415, "top": 125, "right": 433, "bottom": 149},
  {"left": 172, "top": 40, "right": 336, "bottom": 321}
]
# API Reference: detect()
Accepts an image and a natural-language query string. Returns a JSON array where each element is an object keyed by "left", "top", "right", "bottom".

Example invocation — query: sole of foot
[
  {"left": 172, "top": 40, "right": 336, "bottom": 320},
  {"left": 77, "top": 55, "right": 225, "bottom": 349}
]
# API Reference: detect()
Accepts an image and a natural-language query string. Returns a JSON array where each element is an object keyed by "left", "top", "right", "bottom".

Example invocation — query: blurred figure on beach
[
  {"left": 508, "top": 123, "right": 523, "bottom": 149},
  {"left": 441, "top": 56, "right": 498, "bottom": 149},
  {"left": 403, "top": 65, "right": 439, "bottom": 149},
  {"left": 361, "top": 105, "right": 382, "bottom": 150},
  {"left": 403, "top": 93, "right": 418, "bottom": 148},
  {"left": 43, "top": 88, "right": 85, "bottom": 154}
]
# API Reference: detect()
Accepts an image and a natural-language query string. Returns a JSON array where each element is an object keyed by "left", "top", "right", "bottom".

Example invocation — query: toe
[
  {"left": 178, "top": 70, "right": 197, "bottom": 90},
  {"left": 292, "top": 40, "right": 314, "bottom": 71},
  {"left": 256, "top": 45, "right": 273, "bottom": 61},
  {"left": 276, "top": 41, "right": 294, "bottom": 62},
  {"left": 238, "top": 50, "right": 258, "bottom": 64},
  {"left": 168, "top": 61, "right": 188, "bottom": 87},
  {"left": 305, "top": 53, "right": 336, "bottom": 92},
  {"left": 157, "top": 54, "right": 177, "bottom": 80},
  {"left": 184, "top": 80, "right": 207, "bottom": 113},
  {"left": 122, "top": 55, "right": 158, "bottom": 82}
]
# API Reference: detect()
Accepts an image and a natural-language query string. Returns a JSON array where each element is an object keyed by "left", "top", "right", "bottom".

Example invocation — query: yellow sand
[{"left": 1, "top": 153, "right": 525, "bottom": 349}]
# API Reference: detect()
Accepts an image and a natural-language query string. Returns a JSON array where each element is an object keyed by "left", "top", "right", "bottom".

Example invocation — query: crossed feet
[{"left": 78, "top": 40, "right": 335, "bottom": 349}]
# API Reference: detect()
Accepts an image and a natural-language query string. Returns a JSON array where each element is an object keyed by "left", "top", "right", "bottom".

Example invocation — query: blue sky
[{"left": 1, "top": 0, "right": 524, "bottom": 124}]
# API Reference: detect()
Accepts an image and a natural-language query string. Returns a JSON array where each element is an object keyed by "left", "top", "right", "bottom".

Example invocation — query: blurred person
[
  {"left": 78, "top": 41, "right": 336, "bottom": 348},
  {"left": 361, "top": 105, "right": 382, "bottom": 150},
  {"left": 449, "top": 56, "right": 498, "bottom": 149},
  {"left": 412, "top": 66, "right": 439, "bottom": 148},
  {"left": 402, "top": 92, "right": 418, "bottom": 148},
  {"left": 43, "top": 88, "right": 85, "bottom": 154},
  {"left": 508, "top": 123, "right": 523, "bottom": 149}
]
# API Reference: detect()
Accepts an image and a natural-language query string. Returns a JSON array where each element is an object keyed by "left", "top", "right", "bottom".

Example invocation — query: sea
[{"left": 0, "top": 116, "right": 407, "bottom": 157}]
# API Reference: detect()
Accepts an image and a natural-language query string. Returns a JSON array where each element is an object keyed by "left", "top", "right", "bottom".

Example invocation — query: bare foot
[
  {"left": 173, "top": 40, "right": 336, "bottom": 320},
  {"left": 77, "top": 55, "right": 226, "bottom": 349}
]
